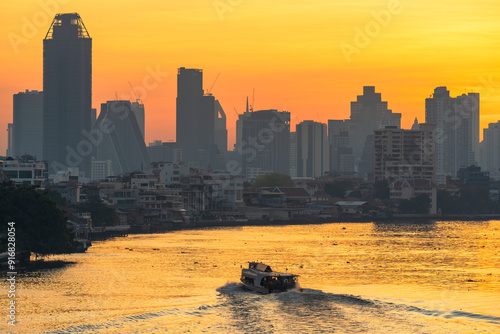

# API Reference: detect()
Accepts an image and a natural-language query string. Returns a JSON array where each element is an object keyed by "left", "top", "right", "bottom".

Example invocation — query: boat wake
[
  {"left": 43, "top": 283, "right": 500, "bottom": 334},
  {"left": 215, "top": 282, "right": 500, "bottom": 333}
]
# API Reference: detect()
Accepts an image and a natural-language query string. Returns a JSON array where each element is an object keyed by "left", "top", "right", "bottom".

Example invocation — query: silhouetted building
[
  {"left": 480, "top": 121, "right": 500, "bottom": 180},
  {"left": 176, "top": 67, "right": 225, "bottom": 168},
  {"left": 290, "top": 132, "right": 297, "bottom": 177},
  {"left": 214, "top": 100, "right": 228, "bottom": 169},
  {"left": 347, "top": 86, "right": 401, "bottom": 174},
  {"left": 95, "top": 100, "right": 151, "bottom": 176},
  {"left": 389, "top": 178, "right": 437, "bottom": 215},
  {"left": 296, "top": 121, "right": 329, "bottom": 178},
  {"left": 457, "top": 165, "right": 490, "bottom": 188},
  {"left": 425, "top": 87, "right": 479, "bottom": 181},
  {"left": 12, "top": 90, "right": 43, "bottom": 159},
  {"left": 91, "top": 108, "right": 97, "bottom": 129},
  {"left": 147, "top": 140, "right": 182, "bottom": 164},
  {"left": 6, "top": 123, "right": 14, "bottom": 157},
  {"left": 131, "top": 101, "right": 145, "bottom": 140},
  {"left": 236, "top": 108, "right": 290, "bottom": 177},
  {"left": 43, "top": 13, "right": 92, "bottom": 176},
  {"left": 374, "top": 122, "right": 436, "bottom": 182},
  {"left": 328, "top": 120, "right": 354, "bottom": 174}
]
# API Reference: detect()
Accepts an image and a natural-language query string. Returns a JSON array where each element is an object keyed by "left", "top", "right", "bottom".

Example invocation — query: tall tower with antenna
[{"left": 43, "top": 13, "right": 92, "bottom": 176}]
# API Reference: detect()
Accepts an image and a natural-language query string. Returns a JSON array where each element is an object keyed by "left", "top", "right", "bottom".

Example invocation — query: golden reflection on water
[{"left": 2, "top": 221, "right": 500, "bottom": 333}]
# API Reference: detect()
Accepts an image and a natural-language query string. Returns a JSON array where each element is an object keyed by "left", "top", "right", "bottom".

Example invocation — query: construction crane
[
  {"left": 250, "top": 88, "right": 255, "bottom": 112},
  {"left": 128, "top": 81, "right": 142, "bottom": 103},
  {"left": 207, "top": 73, "right": 220, "bottom": 95}
]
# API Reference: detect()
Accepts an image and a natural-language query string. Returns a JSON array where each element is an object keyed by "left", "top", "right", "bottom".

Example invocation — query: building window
[{"left": 19, "top": 170, "right": 33, "bottom": 179}]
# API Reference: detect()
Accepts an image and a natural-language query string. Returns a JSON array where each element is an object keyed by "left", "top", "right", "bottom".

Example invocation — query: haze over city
[{"left": 1, "top": 0, "right": 500, "bottom": 155}]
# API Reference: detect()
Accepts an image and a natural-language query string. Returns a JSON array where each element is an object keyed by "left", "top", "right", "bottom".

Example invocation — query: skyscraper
[
  {"left": 328, "top": 119, "right": 354, "bottom": 174},
  {"left": 425, "top": 87, "right": 479, "bottom": 181},
  {"left": 94, "top": 100, "right": 151, "bottom": 176},
  {"left": 374, "top": 122, "right": 436, "bottom": 182},
  {"left": 296, "top": 121, "right": 329, "bottom": 178},
  {"left": 43, "top": 13, "right": 92, "bottom": 176},
  {"left": 479, "top": 121, "right": 500, "bottom": 180},
  {"left": 176, "top": 67, "right": 225, "bottom": 168},
  {"left": 12, "top": 90, "right": 43, "bottom": 159},
  {"left": 6, "top": 123, "right": 14, "bottom": 157},
  {"left": 347, "top": 86, "right": 401, "bottom": 174},
  {"left": 131, "top": 101, "right": 145, "bottom": 141},
  {"left": 236, "top": 109, "right": 290, "bottom": 177}
]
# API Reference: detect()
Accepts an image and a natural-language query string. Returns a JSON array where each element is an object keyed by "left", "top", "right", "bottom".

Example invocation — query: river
[{"left": 2, "top": 220, "right": 500, "bottom": 333}]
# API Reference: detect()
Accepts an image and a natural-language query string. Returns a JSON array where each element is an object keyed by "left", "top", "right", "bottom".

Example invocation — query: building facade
[
  {"left": 374, "top": 123, "right": 436, "bottom": 182},
  {"left": 176, "top": 67, "right": 226, "bottom": 168},
  {"left": 328, "top": 119, "right": 354, "bottom": 174},
  {"left": 236, "top": 109, "right": 291, "bottom": 177},
  {"left": 91, "top": 159, "right": 113, "bottom": 182},
  {"left": 425, "top": 87, "right": 479, "bottom": 180},
  {"left": 0, "top": 157, "right": 46, "bottom": 186},
  {"left": 296, "top": 121, "right": 329, "bottom": 178},
  {"left": 347, "top": 86, "right": 401, "bottom": 175},
  {"left": 131, "top": 101, "right": 145, "bottom": 141},
  {"left": 12, "top": 90, "right": 43, "bottom": 159},
  {"left": 43, "top": 13, "right": 92, "bottom": 176},
  {"left": 94, "top": 100, "right": 151, "bottom": 176},
  {"left": 480, "top": 121, "right": 500, "bottom": 180}
]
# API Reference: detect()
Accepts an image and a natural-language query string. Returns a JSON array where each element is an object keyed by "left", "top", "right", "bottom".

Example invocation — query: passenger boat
[{"left": 240, "top": 262, "right": 300, "bottom": 293}]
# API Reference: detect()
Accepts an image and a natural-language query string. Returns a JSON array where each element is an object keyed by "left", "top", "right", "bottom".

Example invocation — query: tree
[
  {"left": 82, "top": 196, "right": 119, "bottom": 227},
  {"left": 398, "top": 194, "right": 431, "bottom": 214},
  {"left": 373, "top": 180, "right": 390, "bottom": 200},
  {"left": 324, "top": 179, "right": 353, "bottom": 198},
  {"left": 0, "top": 182, "right": 80, "bottom": 255},
  {"left": 251, "top": 173, "right": 295, "bottom": 188}
]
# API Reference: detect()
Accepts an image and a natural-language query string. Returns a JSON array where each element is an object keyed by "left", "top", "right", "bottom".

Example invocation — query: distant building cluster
[{"left": 4, "top": 12, "right": 500, "bottom": 222}]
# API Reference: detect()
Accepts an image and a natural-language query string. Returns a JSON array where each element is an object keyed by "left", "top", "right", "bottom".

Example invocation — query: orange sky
[{"left": 1, "top": 0, "right": 500, "bottom": 154}]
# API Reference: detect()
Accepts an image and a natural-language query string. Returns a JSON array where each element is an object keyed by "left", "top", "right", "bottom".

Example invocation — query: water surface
[{"left": 2, "top": 221, "right": 499, "bottom": 333}]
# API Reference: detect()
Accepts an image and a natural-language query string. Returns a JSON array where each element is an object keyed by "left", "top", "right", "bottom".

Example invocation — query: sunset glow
[{"left": 1, "top": 0, "right": 500, "bottom": 153}]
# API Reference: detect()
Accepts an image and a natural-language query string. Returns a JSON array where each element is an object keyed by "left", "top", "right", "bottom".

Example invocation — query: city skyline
[{"left": 1, "top": 1, "right": 499, "bottom": 155}]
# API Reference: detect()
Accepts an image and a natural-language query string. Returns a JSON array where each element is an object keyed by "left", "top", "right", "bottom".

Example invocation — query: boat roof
[{"left": 249, "top": 262, "right": 272, "bottom": 272}]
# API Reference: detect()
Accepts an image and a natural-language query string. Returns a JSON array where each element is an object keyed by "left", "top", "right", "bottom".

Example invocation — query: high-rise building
[
  {"left": 12, "top": 90, "right": 43, "bottom": 159},
  {"left": 296, "top": 121, "right": 329, "bottom": 178},
  {"left": 236, "top": 109, "right": 290, "bottom": 177},
  {"left": 214, "top": 100, "right": 228, "bottom": 162},
  {"left": 480, "top": 121, "right": 500, "bottom": 180},
  {"left": 290, "top": 131, "right": 297, "bottom": 178},
  {"left": 425, "top": 87, "right": 479, "bottom": 180},
  {"left": 131, "top": 101, "right": 145, "bottom": 140},
  {"left": 91, "top": 108, "right": 97, "bottom": 129},
  {"left": 43, "top": 13, "right": 92, "bottom": 176},
  {"left": 147, "top": 140, "right": 182, "bottom": 164},
  {"left": 347, "top": 86, "right": 401, "bottom": 174},
  {"left": 328, "top": 120, "right": 354, "bottom": 174},
  {"left": 94, "top": 100, "right": 151, "bottom": 176},
  {"left": 374, "top": 122, "right": 436, "bottom": 182},
  {"left": 176, "top": 67, "right": 225, "bottom": 168},
  {"left": 6, "top": 123, "right": 14, "bottom": 157}
]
